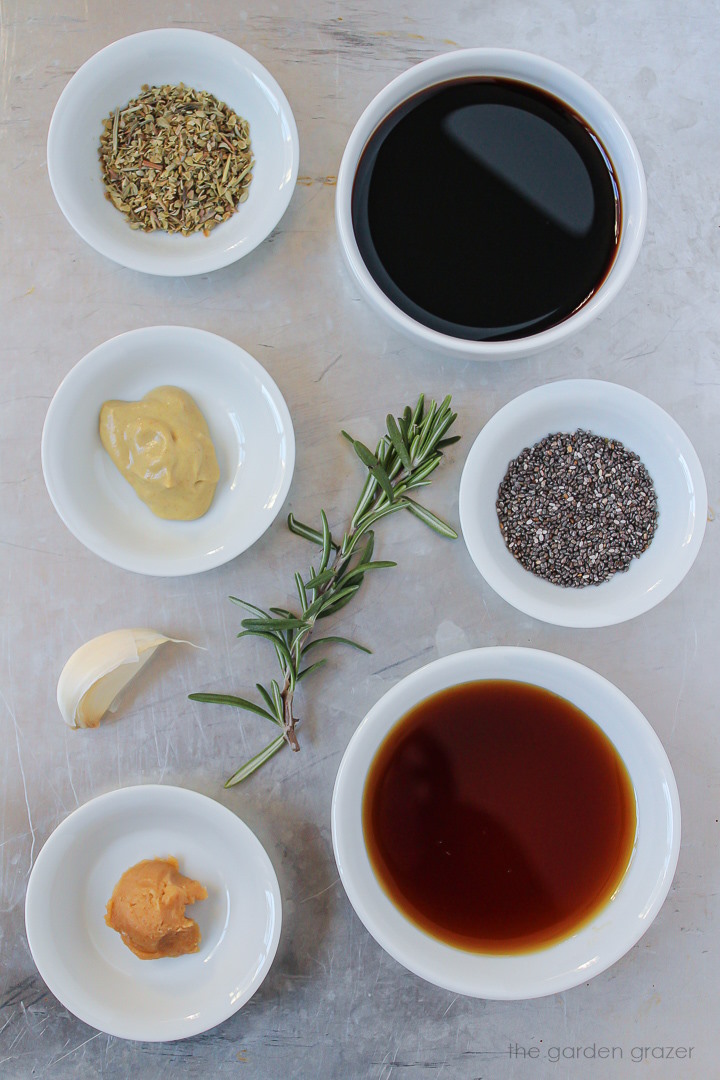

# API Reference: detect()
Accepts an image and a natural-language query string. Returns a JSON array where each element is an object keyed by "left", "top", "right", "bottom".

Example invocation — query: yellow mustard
[{"left": 99, "top": 386, "right": 220, "bottom": 520}]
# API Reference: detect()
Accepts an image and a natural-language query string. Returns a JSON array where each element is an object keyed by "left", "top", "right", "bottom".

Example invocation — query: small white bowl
[
  {"left": 336, "top": 49, "right": 646, "bottom": 360},
  {"left": 47, "top": 28, "right": 299, "bottom": 275},
  {"left": 25, "top": 785, "right": 282, "bottom": 1041},
  {"left": 41, "top": 326, "right": 295, "bottom": 576},
  {"left": 459, "top": 380, "right": 706, "bottom": 627},
  {"left": 332, "top": 647, "right": 680, "bottom": 1000}
]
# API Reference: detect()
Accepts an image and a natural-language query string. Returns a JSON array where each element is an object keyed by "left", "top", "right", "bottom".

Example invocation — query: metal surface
[{"left": 1, "top": 1, "right": 717, "bottom": 1076}]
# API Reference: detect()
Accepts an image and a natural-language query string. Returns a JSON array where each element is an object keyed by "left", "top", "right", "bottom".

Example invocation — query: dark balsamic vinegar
[
  {"left": 352, "top": 79, "right": 620, "bottom": 341},
  {"left": 363, "top": 681, "right": 636, "bottom": 954}
]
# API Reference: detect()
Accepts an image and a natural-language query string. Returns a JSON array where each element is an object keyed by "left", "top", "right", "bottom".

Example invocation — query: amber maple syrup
[{"left": 363, "top": 680, "right": 636, "bottom": 953}]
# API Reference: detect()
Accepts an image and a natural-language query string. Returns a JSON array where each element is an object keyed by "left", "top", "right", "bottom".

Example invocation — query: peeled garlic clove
[{"left": 57, "top": 629, "right": 194, "bottom": 730}]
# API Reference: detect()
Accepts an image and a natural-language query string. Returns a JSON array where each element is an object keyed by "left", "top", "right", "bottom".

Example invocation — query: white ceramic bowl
[
  {"left": 458, "top": 380, "right": 707, "bottom": 627},
  {"left": 41, "top": 326, "right": 295, "bottom": 576},
  {"left": 332, "top": 647, "right": 680, "bottom": 999},
  {"left": 25, "top": 785, "right": 282, "bottom": 1041},
  {"left": 47, "top": 28, "right": 299, "bottom": 275},
  {"left": 336, "top": 49, "right": 646, "bottom": 360}
]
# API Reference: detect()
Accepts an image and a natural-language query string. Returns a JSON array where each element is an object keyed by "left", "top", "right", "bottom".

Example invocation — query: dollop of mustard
[{"left": 99, "top": 386, "right": 220, "bottom": 520}]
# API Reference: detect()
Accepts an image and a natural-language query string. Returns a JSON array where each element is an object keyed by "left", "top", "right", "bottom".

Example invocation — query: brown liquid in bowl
[{"left": 362, "top": 681, "right": 636, "bottom": 953}]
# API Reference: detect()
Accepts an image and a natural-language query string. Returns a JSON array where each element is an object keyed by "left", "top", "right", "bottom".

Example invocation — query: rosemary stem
[{"left": 281, "top": 674, "right": 300, "bottom": 751}]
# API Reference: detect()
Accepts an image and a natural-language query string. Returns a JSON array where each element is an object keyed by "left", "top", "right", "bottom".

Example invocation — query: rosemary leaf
[
  {"left": 295, "top": 571, "right": 308, "bottom": 612},
  {"left": 317, "top": 583, "right": 362, "bottom": 612},
  {"left": 301, "top": 592, "right": 333, "bottom": 621},
  {"left": 404, "top": 498, "right": 459, "bottom": 538},
  {"left": 386, "top": 413, "right": 412, "bottom": 470},
  {"left": 320, "top": 510, "right": 332, "bottom": 572},
  {"left": 352, "top": 439, "right": 381, "bottom": 470},
  {"left": 270, "top": 680, "right": 283, "bottom": 717},
  {"left": 317, "top": 583, "right": 363, "bottom": 619},
  {"left": 304, "top": 566, "right": 336, "bottom": 591},
  {"left": 188, "top": 692, "right": 279, "bottom": 725},
  {"left": 302, "top": 635, "right": 372, "bottom": 654},
  {"left": 411, "top": 393, "right": 425, "bottom": 426},
  {"left": 229, "top": 597, "right": 269, "bottom": 618},
  {"left": 241, "top": 616, "right": 308, "bottom": 632},
  {"left": 346, "top": 502, "right": 406, "bottom": 551},
  {"left": 351, "top": 472, "right": 379, "bottom": 527},
  {"left": 398, "top": 405, "right": 412, "bottom": 442},
  {"left": 359, "top": 532, "right": 375, "bottom": 564},
  {"left": 225, "top": 734, "right": 286, "bottom": 786},
  {"left": 403, "top": 455, "right": 441, "bottom": 485},
  {"left": 369, "top": 463, "right": 395, "bottom": 504},
  {"left": 297, "top": 659, "right": 328, "bottom": 681},
  {"left": 421, "top": 411, "right": 458, "bottom": 458},
  {"left": 409, "top": 429, "right": 422, "bottom": 457},
  {"left": 288, "top": 514, "right": 324, "bottom": 545},
  {"left": 341, "top": 560, "right": 396, "bottom": 586},
  {"left": 420, "top": 400, "right": 437, "bottom": 438},
  {"left": 256, "top": 682, "right": 280, "bottom": 719}
]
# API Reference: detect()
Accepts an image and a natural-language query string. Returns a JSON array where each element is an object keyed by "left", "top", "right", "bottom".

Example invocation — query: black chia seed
[{"left": 496, "top": 429, "right": 659, "bottom": 587}]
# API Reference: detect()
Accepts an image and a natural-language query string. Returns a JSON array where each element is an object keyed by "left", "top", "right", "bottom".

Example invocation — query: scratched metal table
[{"left": 1, "top": 1, "right": 717, "bottom": 1077}]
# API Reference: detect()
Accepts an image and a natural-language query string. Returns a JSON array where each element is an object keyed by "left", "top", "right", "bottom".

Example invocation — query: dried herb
[
  {"left": 99, "top": 83, "right": 253, "bottom": 236},
  {"left": 189, "top": 394, "right": 460, "bottom": 786}
]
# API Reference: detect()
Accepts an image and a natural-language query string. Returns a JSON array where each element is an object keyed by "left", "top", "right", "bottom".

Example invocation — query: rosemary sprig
[{"left": 189, "top": 394, "right": 460, "bottom": 786}]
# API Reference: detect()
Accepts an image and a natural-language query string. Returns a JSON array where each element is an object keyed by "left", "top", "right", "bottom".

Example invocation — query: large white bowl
[
  {"left": 332, "top": 647, "right": 680, "bottom": 1000},
  {"left": 47, "top": 28, "right": 299, "bottom": 275},
  {"left": 336, "top": 49, "right": 646, "bottom": 360},
  {"left": 458, "top": 380, "right": 707, "bottom": 627},
  {"left": 41, "top": 326, "right": 295, "bottom": 576},
  {"left": 25, "top": 785, "right": 282, "bottom": 1041}
]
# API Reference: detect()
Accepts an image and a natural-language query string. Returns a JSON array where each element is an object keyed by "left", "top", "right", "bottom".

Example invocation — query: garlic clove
[{"left": 57, "top": 629, "right": 195, "bottom": 729}]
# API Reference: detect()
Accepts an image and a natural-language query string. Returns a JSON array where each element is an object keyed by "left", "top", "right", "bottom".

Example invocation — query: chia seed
[{"left": 496, "top": 429, "right": 659, "bottom": 587}]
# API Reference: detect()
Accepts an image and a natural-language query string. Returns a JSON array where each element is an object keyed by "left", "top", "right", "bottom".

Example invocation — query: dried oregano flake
[{"left": 99, "top": 83, "right": 253, "bottom": 237}]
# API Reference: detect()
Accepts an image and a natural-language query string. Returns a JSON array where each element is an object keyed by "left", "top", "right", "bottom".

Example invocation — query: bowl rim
[
  {"left": 47, "top": 27, "right": 300, "bottom": 276},
  {"left": 40, "top": 324, "right": 296, "bottom": 576},
  {"left": 331, "top": 646, "right": 681, "bottom": 999},
  {"left": 458, "top": 378, "right": 708, "bottom": 626},
  {"left": 335, "top": 47, "right": 647, "bottom": 360}
]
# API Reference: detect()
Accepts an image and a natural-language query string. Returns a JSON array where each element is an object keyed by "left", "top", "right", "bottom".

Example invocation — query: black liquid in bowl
[{"left": 351, "top": 78, "right": 621, "bottom": 342}]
